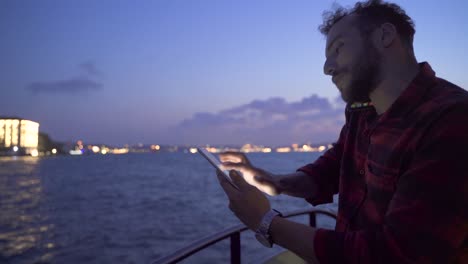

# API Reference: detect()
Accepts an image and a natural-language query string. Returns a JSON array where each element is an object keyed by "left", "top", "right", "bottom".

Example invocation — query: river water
[{"left": 0, "top": 152, "right": 337, "bottom": 264}]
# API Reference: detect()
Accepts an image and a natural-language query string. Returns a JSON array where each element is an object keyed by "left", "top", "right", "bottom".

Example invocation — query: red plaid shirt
[{"left": 298, "top": 62, "right": 468, "bottom": 263}]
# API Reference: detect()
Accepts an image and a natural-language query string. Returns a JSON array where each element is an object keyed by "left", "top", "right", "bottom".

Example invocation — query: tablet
[{"left": 197, "top": 147, "right": 239, "bottom": 190}]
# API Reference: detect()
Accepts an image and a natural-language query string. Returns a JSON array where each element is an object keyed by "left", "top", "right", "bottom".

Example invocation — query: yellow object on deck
[{"left": 263, "top": 250, "right": 308, "bottom": 264}]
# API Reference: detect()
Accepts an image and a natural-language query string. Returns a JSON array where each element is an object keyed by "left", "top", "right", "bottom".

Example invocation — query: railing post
[
  {"left": 230, "top": 232, "right": 241, "bottom": 264},
  {"left": 309, "top": 212, "right": 316, "bottom": 227}
]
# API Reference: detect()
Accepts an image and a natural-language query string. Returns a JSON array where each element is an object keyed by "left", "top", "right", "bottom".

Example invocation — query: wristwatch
[{"left": 255, "top": 209, "right": 282, "bottom": 248}]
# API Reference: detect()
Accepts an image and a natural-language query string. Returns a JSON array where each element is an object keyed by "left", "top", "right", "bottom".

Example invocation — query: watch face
[{"left": 255, "top": 233, "right": 273, "bottom": 248}]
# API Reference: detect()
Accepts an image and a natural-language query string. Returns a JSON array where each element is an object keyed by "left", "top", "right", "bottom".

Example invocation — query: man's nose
[{"left": 323, "top": 60, "right": 335, "bottom": 76}]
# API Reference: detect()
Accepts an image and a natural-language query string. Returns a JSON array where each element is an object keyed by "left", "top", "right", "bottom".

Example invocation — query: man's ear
[{"left": 379, "top": 22, "right": 398, "bottom": 48}]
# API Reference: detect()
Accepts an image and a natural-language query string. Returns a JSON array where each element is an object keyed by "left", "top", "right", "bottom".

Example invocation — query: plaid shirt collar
[
  {"left": 381, "top": 62, "right": 438, "bottom": 121},
  {"left": 348, "top": 62, "right": 438, "bottom": 120}
]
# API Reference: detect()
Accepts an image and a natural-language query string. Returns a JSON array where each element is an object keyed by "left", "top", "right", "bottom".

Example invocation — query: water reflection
[{"left": 0, "top": 157, "right": 55, "bottom": 263}]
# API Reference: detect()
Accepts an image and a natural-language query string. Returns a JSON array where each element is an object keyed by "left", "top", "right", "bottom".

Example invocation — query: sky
[{"left": 1, "top": 0, "right": 467, "bottom": 146}]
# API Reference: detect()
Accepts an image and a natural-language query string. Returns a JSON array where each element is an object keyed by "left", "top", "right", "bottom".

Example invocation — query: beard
[{"left": 340, "top": 42, "right": 381, "bottom": 104}]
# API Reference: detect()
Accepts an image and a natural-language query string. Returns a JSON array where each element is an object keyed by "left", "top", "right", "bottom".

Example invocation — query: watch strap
[{"left": 256, "top": 209, "right": 282, "bottom": 239}]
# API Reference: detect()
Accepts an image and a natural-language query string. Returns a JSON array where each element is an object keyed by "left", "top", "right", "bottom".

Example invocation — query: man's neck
[{"left": 370, "top": 61, "right": 420, "bottom": 115}]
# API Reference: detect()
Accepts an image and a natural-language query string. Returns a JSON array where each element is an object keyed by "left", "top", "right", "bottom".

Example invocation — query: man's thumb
[{"left": 229, "top": 170, "right": 249, "bottom": 188}]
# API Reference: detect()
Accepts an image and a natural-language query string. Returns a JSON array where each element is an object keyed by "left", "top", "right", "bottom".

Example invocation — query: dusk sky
[{"left": 1, "top": 0, "right": 467, "bottom": 146}]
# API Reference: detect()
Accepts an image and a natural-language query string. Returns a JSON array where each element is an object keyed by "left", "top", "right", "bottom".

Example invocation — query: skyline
[{"left": 1, "top": 0, "right": 468, "bottom": 145}]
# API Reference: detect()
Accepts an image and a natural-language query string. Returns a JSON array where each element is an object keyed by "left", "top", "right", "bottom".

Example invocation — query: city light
[
  {"left": 92, "top": 146, "right": 100, "bottom": 153},
  {"left": 69, "top": 150, "right": 83, "bottom": 155},
  {"left": 190, "top": 143, "right": 330, "bottom": 154},
  {"left": 20, "top": 120, "right": 39, "bottom": 148},
  {"left": 0, "top": 120, "right": 333, "bottom": 157},
  {"left": 30, "top": 149, "right": 38, "bottom": 157},
  {"left": 276, "top": 147, "right": 291, "bottom": 153},
  {"left": 206, "top": 147, "right": 218, "bottom": 153},
  {"left": 151, "top": 145, "right": 160, "bottom": 151},
  {"left": 111, "top": 148, "right": 129, "bottom": 154},
  {"left": 1, "top": 118, "right": 39, "bottom": 156},
  {"left": 262, "top": 148, "right": 272, "bottom": 153}
]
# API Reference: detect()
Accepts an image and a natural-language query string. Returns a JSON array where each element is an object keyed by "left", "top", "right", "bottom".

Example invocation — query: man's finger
[
  {"left": 217, "top": 170, "right": 238, "bottom": 197},
  {"left": 254, "top": 175, "right": 273, "bottom": 184},
  {"left": 229, "top": 170, "right": 250, "bottom": 190},
  {"left": 219, "top": 152, "right": 246, "bottom": 163},
  {"left": 220, "top": 162, "right": 246, "bottom": 171}
]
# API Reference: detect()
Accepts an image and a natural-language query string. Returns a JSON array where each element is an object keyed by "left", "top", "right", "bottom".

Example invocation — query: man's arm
[
  {"left": 269, "top": 216, "right": 320, "bottom": 263},
  {"left": 287, "top": 120, "right": 348, "bottom": 203},
  {"left": 269, "top": 171, "right": 318, "bottom": 199}
]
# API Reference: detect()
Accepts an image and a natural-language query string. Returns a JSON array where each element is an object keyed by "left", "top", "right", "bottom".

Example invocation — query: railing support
[
  {"left": 230, "top": 232, "right": 241, "bottom": 264},
  {"left": 152, "top": 208, "right": 336, "bottom": 264}
]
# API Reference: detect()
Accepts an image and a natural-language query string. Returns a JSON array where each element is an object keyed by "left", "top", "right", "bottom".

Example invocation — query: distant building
[{"left": 0, "top": 117, "right": 39, "bottom": 155}]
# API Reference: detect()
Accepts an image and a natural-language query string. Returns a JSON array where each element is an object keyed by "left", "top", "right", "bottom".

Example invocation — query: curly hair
[{"left": 319, "top": 0, "right": 415, "bottom": 48}]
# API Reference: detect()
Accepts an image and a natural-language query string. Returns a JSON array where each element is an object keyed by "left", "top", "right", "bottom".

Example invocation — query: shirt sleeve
[
  {"left": 313, "top": 105, "right": 468, "bottom": 263},
  {"left": 297, "top": 120, "right": 347, "bottom": 206}
]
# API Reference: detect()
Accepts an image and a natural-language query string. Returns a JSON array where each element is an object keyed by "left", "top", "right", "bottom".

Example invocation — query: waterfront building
[{"left": 0, "top": 117, "right": 39, "bottom": 155}]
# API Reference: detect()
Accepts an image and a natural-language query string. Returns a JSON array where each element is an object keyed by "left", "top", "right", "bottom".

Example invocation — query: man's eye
[{"left": 335, "top": 44, "right": 342, "bottom": 54}]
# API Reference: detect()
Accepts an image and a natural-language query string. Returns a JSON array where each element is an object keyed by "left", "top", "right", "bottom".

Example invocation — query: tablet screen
[{"left": 197, "top": 147, "right": 239, "bottom": 190}]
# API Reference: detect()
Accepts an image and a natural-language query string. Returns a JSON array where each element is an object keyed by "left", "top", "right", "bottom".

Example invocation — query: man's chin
[
  {"left": 337, "top": 86, "right": 351, "bottom": 103},
  {"left": 336, "top": 85, "right": 345, "bottom": 96},
  {"left": 340, "top": 92, "right": 352, "bottom": 104},
  {"left": 339, "top": 86, "right": 372, "bottom": 104},
  {"left": 341, "top": 94, "right": 352, "bottom": 104}
]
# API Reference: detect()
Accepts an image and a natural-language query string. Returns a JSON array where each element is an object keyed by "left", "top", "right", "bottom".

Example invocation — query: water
[{"left": 0, "top": 152, "right": 337, "bottom": 264}]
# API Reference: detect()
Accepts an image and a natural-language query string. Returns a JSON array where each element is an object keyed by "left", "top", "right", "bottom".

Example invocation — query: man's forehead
[{"left": 326, "top": 15, "right": 359, "bottom": 44}]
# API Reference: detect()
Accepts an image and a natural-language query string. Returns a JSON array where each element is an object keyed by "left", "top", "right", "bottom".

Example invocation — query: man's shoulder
[
  {"left": 417, "top": 77, "right": 468, "bottom": 117},
  {"left": 428, "top": 77, "right": 468, "bottom": 103},
  {"left": 413, "top": 78, "right": 468, "bottom": 144}
]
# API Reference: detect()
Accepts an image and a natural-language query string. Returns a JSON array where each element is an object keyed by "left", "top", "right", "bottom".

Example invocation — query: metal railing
[{"left": 152, "top": 208, "right": 337, "bottom": 264}]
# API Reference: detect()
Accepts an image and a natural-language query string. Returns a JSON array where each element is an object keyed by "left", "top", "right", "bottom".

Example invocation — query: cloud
[
  {"left": 167, "top": 94, "right": 346, "bottom": 146},
  {"left": 26, "top": 77, "right": 102, "bottom": 94},
  {"left": 25, "top": 62, "right": 103, "bottom": 94},
  {"left": 79, "top": 61, "right": 102, "bottom": 77}
]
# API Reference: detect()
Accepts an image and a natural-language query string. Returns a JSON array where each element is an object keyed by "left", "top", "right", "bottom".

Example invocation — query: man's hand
[
  {"left": 219, "top": 152, "right": 281, "bottom": 196},
  {"left": 217, "top": 169, "right": 271, "bottom": 230},
  {"left": 217, "top": 169, "right": 320, "bottom": 263}
]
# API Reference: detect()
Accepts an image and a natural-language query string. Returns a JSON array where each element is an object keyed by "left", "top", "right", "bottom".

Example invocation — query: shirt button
[{"left": 359, "top": 170, "right": 365, "bottom": 175}]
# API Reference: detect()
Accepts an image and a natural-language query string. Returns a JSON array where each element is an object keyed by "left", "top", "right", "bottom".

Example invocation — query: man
[{"left": 216, "top": 0, "right": 468, "bottom": 263}]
